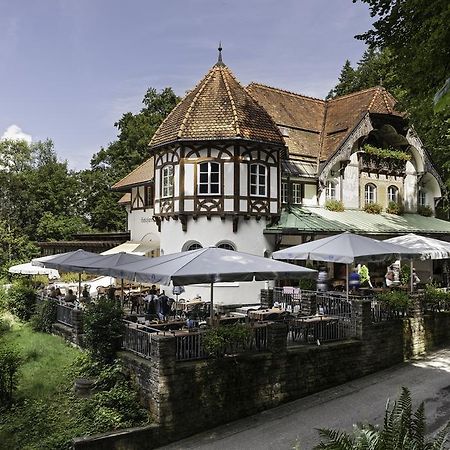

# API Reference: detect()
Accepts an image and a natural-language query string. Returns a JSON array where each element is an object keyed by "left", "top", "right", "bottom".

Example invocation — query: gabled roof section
[
  {"left": 149, "top": 64, "right": 285, "bottom": 149},
  {"left": 246, "top": 84, "right": 403, "bottom": 163},
  {"left": 111, "top": 157, "right": 154, "bottom": 192},
  {"left": 321, "top": 86, "right": 403, "bottom": 161},
  {"left": 118, "top": 193, "right": 131, "bottom": 204},
  {"left": 247, "top": 83, "right": 325, "bottom": 158}
]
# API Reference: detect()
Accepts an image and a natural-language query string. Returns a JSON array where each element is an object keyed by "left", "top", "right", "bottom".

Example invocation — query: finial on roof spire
[
  {"left": 216, "top": 41, "right": 225, "bottom": 66},
  {"left": 379, "top": 76, "right": 383, "bottom": 86}
]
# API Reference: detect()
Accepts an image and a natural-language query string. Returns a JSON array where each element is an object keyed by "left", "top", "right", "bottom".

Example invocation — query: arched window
[
  {"left": 198, "top": 162, "right": 220, "bottom": 195},
  {"left": 418, "top": 189, "right": 427, "bottom": 207},
  {"left": 161, "top": 165, "right": 174, "bottom": 198},
  {"left": 182, "top": 241, "right": 203, "bottom": 252},
  {"left": 250, "top": 163, "right": 267, "bottom": 196},
  {"left": 364, "top": 183, "right": 376, "bottom": 204},
  {"left": 387, "top": 185, "right": 399, "bottom": 203},
  {"left": 216, "top": 241, "right": 236, "bottom": 251},
  {"left": 326, "top": 181, "right": 336, "bottom": 200}
]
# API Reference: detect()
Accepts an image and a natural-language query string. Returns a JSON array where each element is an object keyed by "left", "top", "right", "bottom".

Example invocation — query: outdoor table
[{"left": 248, "top": 308, "right": 285, "bottom": 321}]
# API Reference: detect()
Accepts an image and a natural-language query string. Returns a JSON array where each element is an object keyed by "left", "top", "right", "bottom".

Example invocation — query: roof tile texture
[
  {"left": 150, "top": 65, "right": 284, "bottom": 148},
  {"left": 112, "top": 157, "right": 154, "bottom": 191}
]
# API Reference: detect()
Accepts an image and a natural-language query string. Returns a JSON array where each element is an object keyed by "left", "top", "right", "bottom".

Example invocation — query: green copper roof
[{"left": 265, "top": 206, "right": 450, "bottom": 235}]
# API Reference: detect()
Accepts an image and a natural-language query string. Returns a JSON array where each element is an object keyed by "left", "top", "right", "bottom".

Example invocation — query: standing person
[
  {"left": 349, "top": 268, "right": 361, "bottom": 291},
  {"left": 385, "top": 265, "right": 395, "bottom": 287},
  {"left": 316, "top": 266, "right": 328, "bottom": 292},
  {"left": 412, "top": 268, "right": 421, "bottom": 288},
  {"left": 158, "top": 291, "right": 170, "bottom": 321}
]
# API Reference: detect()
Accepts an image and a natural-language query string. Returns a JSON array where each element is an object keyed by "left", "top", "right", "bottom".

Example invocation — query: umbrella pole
[
  {"left": 346, "top": 264, "right": 349, "bottom": 300},
  {"left": 410, "top": 260, "right": 414, "bottom": 293},
  {"left": 78, "top": 273, "right": 82, "bottom": 306},
  {"left": 210, "top": 281, "right": 214, "bottom": 325},
  {"left": 121, "top": 278, "right": 124, "bottom": 308}
]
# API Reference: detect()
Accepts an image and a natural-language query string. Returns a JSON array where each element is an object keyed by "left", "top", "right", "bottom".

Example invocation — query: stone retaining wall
[{"left": 73, "top": 306, "right": 450, "bottom": 450}]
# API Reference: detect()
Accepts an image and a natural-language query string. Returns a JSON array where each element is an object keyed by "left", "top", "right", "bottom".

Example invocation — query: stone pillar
[
  {"left": 352, "top": 299, "right": 371, "bottom": 340},
  {"left": 267, "top": 322, "right": 288, "bottom": 353},
  {"left": 72, "top": 308, "right": 84, "bottom": 345},
  {"left": 409, "top": 293, "right": 423, "bottom": 318},
  {"left": 150, "top": 334, "right": 176, "bottom": 427}
]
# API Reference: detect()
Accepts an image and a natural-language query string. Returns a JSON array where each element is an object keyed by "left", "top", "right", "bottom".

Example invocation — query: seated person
[
  {"left": 385, "top": 265, "right": 395, "bottom": 287},
  {"left": 64, "top": 289, "right": 77, "bottom": 304}
]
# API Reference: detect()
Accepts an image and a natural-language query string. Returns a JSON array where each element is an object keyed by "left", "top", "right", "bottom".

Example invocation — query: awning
[
  {"left": 265, "top": 206, "right": 450, "bottom": 236},
  {"left": 101, "top": 240, "right": 159, "bottom": 256}
]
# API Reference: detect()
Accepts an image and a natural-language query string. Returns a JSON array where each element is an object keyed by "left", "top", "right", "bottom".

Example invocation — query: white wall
[
  {"left": 128, "top": 208, "right": 160, "bottom": 242},
  {"left": 342, "top": 153, "right": 360, "bottom": 208},
  {"left": 159, "top": 217, "right": 275, "bottom": 305}
]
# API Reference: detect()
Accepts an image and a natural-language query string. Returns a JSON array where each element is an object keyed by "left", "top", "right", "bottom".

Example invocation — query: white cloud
[{"left": 1, "top": 124, "right": 32, "bottom": 144}]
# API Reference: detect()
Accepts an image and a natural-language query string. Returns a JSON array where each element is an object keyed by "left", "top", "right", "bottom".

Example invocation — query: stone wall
[{"left": 74, "top": 306, "right": 450, "bottom": 450}]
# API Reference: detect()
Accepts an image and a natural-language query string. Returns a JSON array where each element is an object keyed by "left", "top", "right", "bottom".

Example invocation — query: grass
[{"left": 1, "top": 312, "right": 80, "bottom": 400}]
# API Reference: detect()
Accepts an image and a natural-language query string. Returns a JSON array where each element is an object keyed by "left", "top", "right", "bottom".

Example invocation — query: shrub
[
  {"left": 363, "top": 202, "right": 382, "bottom": 214},
  {"left": 203, "top": 324, "right": 253, "bottom": 357},
  {"left": 315, "top": 387, "right": 448, "bottom": 449},
  {"left": 60, "top": 272, "right": 90, "bottom": 283},
  {"left": 386, "top": 201, "right": 404, "bottom": 215},
  {"left": 325, "top": 199, "right": 344, "bottom": 212},
  {"left": 6, "top": 281, "right": 37, "bottom": 321},
  {"left": 83, "top": 298, "right": 124, "bottom": 363},
  {"left": 0, "top": 345, "right": 22, "bottom": 408},
  {"left": 299, "top": 278, "right": 317, "bottom": 290},
  {"left": 377, "top": 290, "right": 411, "bottom": 309},
  {"left": 418, "top": 205, "right": 433, "bottom": 217},
  {"left": 30, "top": 298, "right": 58, "bottom": 333},
  {"left": 424, "top": 283, "right": 450, "bottom": 311}
]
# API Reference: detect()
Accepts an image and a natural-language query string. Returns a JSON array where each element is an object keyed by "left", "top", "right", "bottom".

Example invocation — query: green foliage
[
  {"left": 400, "top": 265, "right": 411, "bottom": 286},
  {"left": 30, "top": 298, "right": 58, "bottom": 333},
  {"left": 325, "top": 199, "right": 345, "bottom": 212},
  {"left": 36, "top": 212, "right": 91, "bottom": 242},
  {"left": 386, "top": 201, "right": 404, "bottom": 215},
  {"left": 59, "top": 272, "right": 89, "bottom": 283},
  {"left": 315, "top": 387, "right": 449, "bottom": 449},
  {"left": 363, "top": 202, "right": 383, "bottom": 214},
  {"left": 6, "top": 281, "right": 37, "bottom": 321},
  {"left": 363, "top": 144, "right": 411, "bottom": 161},
  {"left": 417, "top": 205, "right": 433, "bottom": 217},
  {"left": 376, "top": 290, "right": 411, "bottom": 310},
  {"left": 299, "top": 278, "right": 317, "bottom": 291},
  {"left": 424, "top": 283, "right": 450, "bottom": 311},
  {"left": 0, "top": 345, "right": 22, "bottom": 408},
  {"left": 83, "top": 298, "right": 124, "bottom": 362},
  {"left": 203, "top": 324, "right": 253, "bottom": 357}
]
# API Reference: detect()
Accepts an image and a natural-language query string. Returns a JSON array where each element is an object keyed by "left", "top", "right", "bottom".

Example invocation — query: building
[{"left": 113, "top": 49, "right": 450, "bottom": 303}]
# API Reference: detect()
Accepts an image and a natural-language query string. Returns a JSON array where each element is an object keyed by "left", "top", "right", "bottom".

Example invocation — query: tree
[
  {"left": 315, "top": 387, "right": 448, "bottom": 449},
  {"left": 83, "top": 87, "right": 179, "bottom": 231},
  {"left": 327, "top": 60, "right": 358, "bottom": 99}
]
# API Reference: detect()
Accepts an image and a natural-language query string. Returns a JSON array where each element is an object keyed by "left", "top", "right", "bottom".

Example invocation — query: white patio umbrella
[
  {"left": 108, "top": 246, "right": 317, "bottom": 322},
  {"left": 32, "top": 250, "right": 102, "bottom": 299},
  {"left": 384, "top": 233, "right": 450, "bottom": 290},
  {"left": 8, "top": 262, "right": 60, "bottom": 279},
  {"left": 272, "top": 232, "right": 421, "bottom": 297}
]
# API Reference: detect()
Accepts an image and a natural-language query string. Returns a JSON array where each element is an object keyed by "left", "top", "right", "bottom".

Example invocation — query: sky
[{"left": 0, "top": 0, "right": 374, "bottom": 170}]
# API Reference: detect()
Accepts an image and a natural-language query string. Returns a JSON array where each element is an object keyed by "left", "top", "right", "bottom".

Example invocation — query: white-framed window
[
  {"left": 182, "top": 241, "right": 203, "bottom": 251},
  {"left": 250, "top": 163, "right": 267, "bottom": 196},
  {"left": 161, "top": 165, "right": 174, "bottom": 198},
  {"left": 326, "top": 181, "right": 336, "bottom": 200},
  {"left": 198, "top": 162, "right": 220, "bottom": 195},
  {"left": 292, "top": 183, "right": 302, "bottom": 204},
  {"left": 387, "top": 185, "right": 399, "bottom": 203},
  {"left": 365, "top": 183, "right": 376, "bottom": 204},
  {"left": 418, "top": 189, "right": 426, "bottom": 207},
  {"left": 216, "top": 241, "right": 236, "bottom": 251},
  {"left": 281, "top": 182, "right": 288, "bottom": 204}
]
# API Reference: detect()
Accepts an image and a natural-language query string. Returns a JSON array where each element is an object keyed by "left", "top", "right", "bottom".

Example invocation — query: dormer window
[
  {"left": 365, "top": 183, "right": 376, "bottom": 204},
  {"left": 326, "top": 181, "right": 336, "bottom": 200},
  {"left": 387, "top": 185, "right": 399, "bottom": 203},
  {"left": 161, "top": 165, "right": 174, "bottom": 198},
  {"left": 198, "top": 161, "right": 220, "bottom": 195},
  {"left": 250, "top": 163, "right": 267, "bottom": 196}
]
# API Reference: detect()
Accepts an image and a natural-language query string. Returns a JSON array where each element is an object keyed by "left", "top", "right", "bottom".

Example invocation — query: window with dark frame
[
  {"left": 198, "top": 162, "right": 220, "bottom": 195},
  {"left": 250, "top": 163, "right": 267, "bottom": 196},
  {"left": 161, "top": 165, "right": 174, "bottom": 198}
]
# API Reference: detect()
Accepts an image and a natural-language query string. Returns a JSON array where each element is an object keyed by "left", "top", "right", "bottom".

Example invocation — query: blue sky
[{"left": 0, "top": 0, "right": 373, "bottom": 170}]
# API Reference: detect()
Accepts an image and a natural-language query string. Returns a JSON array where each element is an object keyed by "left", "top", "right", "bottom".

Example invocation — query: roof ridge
[
  {"left": 178, "top": 67, "right": 217, "bottom": 138},
  {"left": 220, "top": 67, "right": 241, "bottom": 136},
  {"left": 380, "top": 88, "right": 393, "bottom": 114},
  {"left": 318, "top": 100, "right": 329, "bottom": 164},
  {"left": 248, "top": 82, "right": 325, "bottom": 103},
  {"left": 368, "top": 88, "right": 380, "bottom": 110},
  {"left": 328, "top": 86, "right": 382, "bottom": 102}
]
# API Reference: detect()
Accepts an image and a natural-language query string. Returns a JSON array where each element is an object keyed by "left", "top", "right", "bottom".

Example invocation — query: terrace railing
[
  {"left": 56, "top": 303, "right": 74, "bottom": 327},
  {"left": 122, "top": 320, "right": 160, "bottom": 359}
]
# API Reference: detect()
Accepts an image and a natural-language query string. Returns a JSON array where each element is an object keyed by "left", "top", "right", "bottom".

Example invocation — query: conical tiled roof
[{"left": 150, "top": 63, "right": 284, "bottom": 149}]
